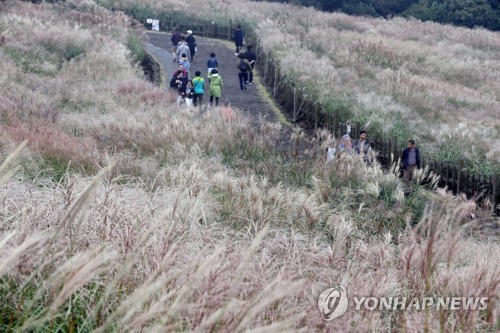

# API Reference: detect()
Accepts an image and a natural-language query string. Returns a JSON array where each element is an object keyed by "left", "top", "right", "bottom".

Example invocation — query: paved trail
[{"left": 145, "top": 32, "right": 279, "bottom": 123}]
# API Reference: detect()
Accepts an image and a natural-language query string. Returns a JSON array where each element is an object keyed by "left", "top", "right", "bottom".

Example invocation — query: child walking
[
  {"left": 174, "top": 70, "right": 185, "bottom": 106},
  {"left": 185, "top": 80, "right": 194, "bottom": 109},
  {"left": 179, "top": 53, "right": 190, "bottom": 78},
  {"left": 208, "top": 69, "right": 223, "bottom": 107}
]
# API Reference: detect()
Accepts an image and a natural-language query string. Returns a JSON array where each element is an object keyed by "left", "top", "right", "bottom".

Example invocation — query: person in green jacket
[{"left": 208, "top": 69, "right": 223, "bottom": 107}]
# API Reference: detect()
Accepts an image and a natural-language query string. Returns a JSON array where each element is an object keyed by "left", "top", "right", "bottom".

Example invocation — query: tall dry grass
[
  {"left": 0, "top": 0, "right": 498, "bottom": 331},
  {"left": 1, "top": 145, "right": 498, "bottom": 331}
]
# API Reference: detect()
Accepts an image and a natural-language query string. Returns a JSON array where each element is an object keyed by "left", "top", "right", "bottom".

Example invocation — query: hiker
[
  {"left": 401, "top": 139, "right": 420, "bottom": 182},
  {"left": 338, "top": 134, "right": 353, "bottom": 155},
  {"left": 176, "top": 36, "right": 191, "bottom": 62},
  {"left": 326, "top": 144, "right": 336, "bottom": 163},
  {"left": 244, "top": 45, "right": 257, "bottom": 84},
  {"left": 207, "top": 52, "right": 218, "bottom": 78},
  {"left": 185, "top": 30, "right": 197, "bottom": 60},
  {"left": 353, "top": 130, "right": 372, "bottom": 163},
  {"left": 173, "top": 70, "right": 186, "bottom": 106},
  {"left": 169, "top": 65, "right": 187, "bottom": 90},
  {"left": 234, "top": 24, "right": 244, "bottom": 55},
  {"left": 192, "top": 71, "right": 205, "bottom": 107},
  {"left": 237, "top": 53, "right": 252, "bottom": 90},
  {"left": 185, "top": 80, "right": 194, "bottom": 109},
  {"left": 208, "top": 69, "right": 223, "bottom": 107},
  {"left": 170, "top": 28, "right": 182, "bottom": 62},
  {"left": 178, "top": 53, "right": 190, "bottom": 77},
  {"left": 176, "top": 64, "right": 188, "bottom": 81}
]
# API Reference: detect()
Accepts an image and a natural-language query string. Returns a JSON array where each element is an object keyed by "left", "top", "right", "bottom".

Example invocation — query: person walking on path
[
  {"left": 185, "top": 30, "right": 197, "bottom": 60},
  {"left": 170, "top": 28, "right": 182, "bottom": 62},
  {"left": 208, "top": 69, "right": 223, "bottom": 107},
  {"left": 174, "top": 70, "right": 186, "bottom": 106},
  {"left": 244, "top": 45, "right": 257, "bottom": 84},
  {"left": 234, "top": 24, "right": 244, "bottom": 55},
  {"left": 237, "top": 53, "right": 252, "bottom": 91},
  {"left": 176, "top": 36, "right": 191, "bottom": 63},
  {"left": 353, "top": 130, "right": 372, "bottom": 163},
  {"left": 185, "top": 80, "right": 194, "bottom": 109},
  {"left": 401, "top": 139, "right": 420, "bottom": 182},
  {"left": 179, "top": 53, "right": 190, "bottom": 78},
  {"left": 169, "top": 65, "right": 187, "bottom": 90},
  {"left": 192, "top": 71, "right": 205, "bottom": 107},
  {"left": 207, "top": 52, "right": 218, "bottom": 78}
]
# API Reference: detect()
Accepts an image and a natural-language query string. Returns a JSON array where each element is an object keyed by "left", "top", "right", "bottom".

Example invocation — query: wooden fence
[
  {"left": 150, "top": 18, "right": 499, "bottom": 212},
  {"left": 254, "top": 48, "right": 500, "bottom": 209}
]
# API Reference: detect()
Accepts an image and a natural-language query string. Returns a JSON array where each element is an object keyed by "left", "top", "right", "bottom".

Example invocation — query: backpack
[{"left": 239, "top": 59, "right": 248, "bottom": 72}]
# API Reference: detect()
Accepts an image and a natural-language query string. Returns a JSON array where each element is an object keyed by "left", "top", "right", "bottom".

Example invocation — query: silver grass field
[{"left": 0, "top": 0, "right": 498, "bottom": 332}]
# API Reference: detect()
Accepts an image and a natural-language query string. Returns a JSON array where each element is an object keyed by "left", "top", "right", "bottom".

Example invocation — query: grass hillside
[
  {"left": 0, "top": 0, "right": 498, "bottom": 332},
  {"left": 111, "top": 0, "right": 500, "bottom": 175}
]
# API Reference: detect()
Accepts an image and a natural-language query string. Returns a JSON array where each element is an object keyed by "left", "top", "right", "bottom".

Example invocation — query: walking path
[{"left": 145, "top": 31, "right": 281, "bottom": 122}]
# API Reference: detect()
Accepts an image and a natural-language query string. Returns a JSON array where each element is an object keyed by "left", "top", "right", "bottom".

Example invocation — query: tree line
[{"left": 257, "top": 0, "right": 500, "bottom": 31}]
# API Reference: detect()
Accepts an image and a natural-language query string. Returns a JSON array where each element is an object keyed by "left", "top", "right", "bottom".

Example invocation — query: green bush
[
  {"left": 0, "top": 276, "right": 103, "bottom": 332},
  {"left": 124, "top": 3, "right": 155, "bottom": 24},
  {"left": 4, "top": 47, "right": 58, "bottom": 76},
  {"left": 127, "top": 34, "right": 146, "bottom": 61}
]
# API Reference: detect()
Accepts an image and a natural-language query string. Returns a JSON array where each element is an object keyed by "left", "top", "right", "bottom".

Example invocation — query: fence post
[
  {"left": 446, "top": 164, "right": 450, "bottom": 190},
  {"left": 465, "top": 170, "right": 469, "bottom": 197},
  {"left": 274, "top": 66, "right": 278, "bottom": 97},
  {"left": 391, "top": 137, "right": 397, "bottom": 164},
  {"left": 493, "top": 173, "right": 498, "bottom": 211},
  {"left": 305, "top": 100, "right": 309, "bottom": 129},
  {"left": 314, "top": 103, "right": 318, "bottom": 130},
  {"left": 333, "top": 111, "right": 338, "bottom": 137},
  {"left": 440, "top": 162, "right": 444, "bottom": 187},
  {"left": 456, "top": 160, "right": 464, "bottom": 194},
  {"left": 263, "top": 54, "right": 268, "bottom": 82},
  {"left": 293, "top": 87, "right": 297, "bottom": 121}
]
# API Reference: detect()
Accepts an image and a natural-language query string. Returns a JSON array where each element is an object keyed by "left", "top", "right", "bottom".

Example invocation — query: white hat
[{"left": 186, "top": 30, "right": 192, "bottom": 34}]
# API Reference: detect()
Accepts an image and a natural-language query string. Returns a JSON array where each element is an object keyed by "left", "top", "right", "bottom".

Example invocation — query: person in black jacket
[
  {"left": 185, "top": 30, "right": 196, "bottom": 60},
  {"left": 401, "top": 139, "right": 420, "bottom": 182},
  {"left": 234, "top": 25, "right": 244, "bottom": 55},
  {"left": 170, "top": 28, "right": 181, "bottom": 62},
  {"left": 237, "top": 53, "right": 252, "bottom": 90},
  {"left": 244, "top": 45, "right": 257, "bottom": 84}
]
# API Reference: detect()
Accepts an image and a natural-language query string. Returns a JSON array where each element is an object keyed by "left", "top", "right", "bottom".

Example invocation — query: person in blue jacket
[{"left": 207, "top": 52, "right": 218, "bottom": 78}]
